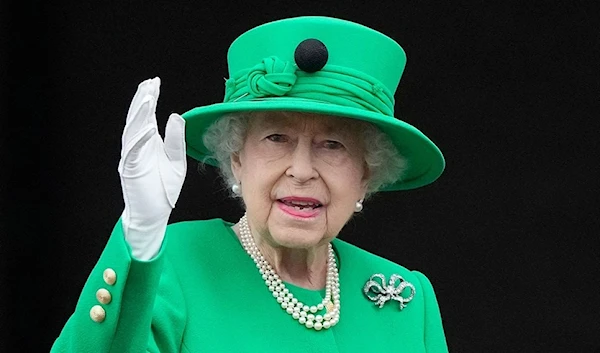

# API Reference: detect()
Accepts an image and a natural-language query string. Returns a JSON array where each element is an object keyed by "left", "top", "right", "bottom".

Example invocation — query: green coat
[{"left": 51, "top": 218, "right": 448, "bottom": 352}]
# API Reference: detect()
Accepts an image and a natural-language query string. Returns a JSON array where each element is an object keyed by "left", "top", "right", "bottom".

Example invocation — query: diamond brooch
[{"left": 363, "top": 274, "right": 416, "bottom": 310}]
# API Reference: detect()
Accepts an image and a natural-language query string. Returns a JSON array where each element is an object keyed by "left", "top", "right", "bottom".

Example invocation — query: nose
[{"left": 285, "top": 140, "right": 319, "bottom": 183}]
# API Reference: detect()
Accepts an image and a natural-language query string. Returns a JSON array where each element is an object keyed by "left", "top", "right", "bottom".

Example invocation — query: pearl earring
[
  {"left": 232, "top": 183, "right": 241, "bottom": 195},
  {"left": 354, "top": 200, "right": 363, "bottom": 212}
]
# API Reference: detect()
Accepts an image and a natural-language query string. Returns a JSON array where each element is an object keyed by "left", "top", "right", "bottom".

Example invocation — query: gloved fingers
[
  {"left": 164, "top": 113, "right": 187, "bottom": 173},
  {"left": 122, "top": 79, "right": 160, "bottom": 155},
  {"left": 126, "top": 77, "right": 160, "bottom": 125},
  {"left": 121, "top": 93, "right": 158, "bottom": 156},
  {"left": 163, "top": 113, "right": 187, "bottom": 208},
  {"left": 117, "top": 124, "right": 157, "bottom": 177}
]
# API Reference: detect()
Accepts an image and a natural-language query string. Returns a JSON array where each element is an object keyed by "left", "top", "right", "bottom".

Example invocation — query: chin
[{"left": 268, "top": 226, "right": 331, "bottom": 250}]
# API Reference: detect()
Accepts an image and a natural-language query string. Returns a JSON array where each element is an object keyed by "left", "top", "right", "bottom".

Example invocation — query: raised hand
[{"left": 117, "top": 77, "right": 187, "bottom": 260}]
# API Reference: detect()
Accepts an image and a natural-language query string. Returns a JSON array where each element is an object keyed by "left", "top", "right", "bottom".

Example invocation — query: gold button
[
  {"left": 96, "top": 288, "right": 112, "bottom": 304},
  {"left": 103, "top": 268, "right": 117, "bottom": 285},
  {"left": 90, "top": 305, "right": 106, "bottom": 323}
]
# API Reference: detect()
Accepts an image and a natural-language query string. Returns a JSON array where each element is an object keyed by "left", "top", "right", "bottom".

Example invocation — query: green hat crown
[
  {"left": 182, "top": 16, "right": 445, "bottom": 191},
  {"left": 224, "top": 16, "right": 406, "bottom": 108}
]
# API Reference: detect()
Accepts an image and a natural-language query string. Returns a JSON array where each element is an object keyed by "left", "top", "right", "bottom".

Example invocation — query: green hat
[{"left": 182, "top": 16, "right": 445, "bottom": 191}]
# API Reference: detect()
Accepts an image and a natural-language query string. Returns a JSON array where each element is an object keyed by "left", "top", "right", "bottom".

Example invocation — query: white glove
[{"left": 117, "top": 77, "right": 187, "bottom": 260}]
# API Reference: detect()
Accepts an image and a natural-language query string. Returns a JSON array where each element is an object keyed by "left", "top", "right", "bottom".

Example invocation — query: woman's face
[{"left": 231, "top": 112, "right": 369, "bottom": 250}]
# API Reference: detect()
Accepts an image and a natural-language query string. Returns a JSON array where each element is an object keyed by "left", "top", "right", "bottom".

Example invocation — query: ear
[
  {"left": 230, "top": 152, "right": 242, "bottom": 181},
  {"left": 360, "top": 163, "right": 370, "bottom": 194},
  {"left": 359, "top": 182, "right": 368, "bottom": 201}
]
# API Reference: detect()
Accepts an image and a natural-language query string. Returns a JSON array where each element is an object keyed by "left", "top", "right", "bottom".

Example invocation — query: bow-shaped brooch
[{"left": 363, "top": 274, "right": 416, "bottom": 310}]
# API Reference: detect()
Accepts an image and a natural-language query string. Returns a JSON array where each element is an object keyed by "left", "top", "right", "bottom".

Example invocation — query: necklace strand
[{"left": 238, "top": 213, "right": 341, "bottom": 330}]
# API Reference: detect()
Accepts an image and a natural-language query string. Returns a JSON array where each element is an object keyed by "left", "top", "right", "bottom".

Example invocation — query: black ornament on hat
[{"left": 294, "top": 39, "right": 328, "bottom": 73}]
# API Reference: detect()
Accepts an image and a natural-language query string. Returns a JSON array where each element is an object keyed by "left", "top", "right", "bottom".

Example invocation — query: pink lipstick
[{"left": 277, "top": 197, "right": 323, "bottom": 218}]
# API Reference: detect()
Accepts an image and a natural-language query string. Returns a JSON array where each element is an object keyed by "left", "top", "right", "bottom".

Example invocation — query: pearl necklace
[{"left": 238, "top": 213, "right": 341, "bottom": 331}]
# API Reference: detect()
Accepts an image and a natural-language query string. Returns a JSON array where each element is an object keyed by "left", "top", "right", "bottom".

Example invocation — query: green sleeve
[
  {"left": 413, "top": 271, "right": 449, "bottom": 353},
  {"left": 50, "top": 219, "right": 187, "bottom": 353}
]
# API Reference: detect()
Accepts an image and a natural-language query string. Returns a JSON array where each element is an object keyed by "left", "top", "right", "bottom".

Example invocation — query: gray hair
[{"left": 201, "top": 112, "right": 406, "bottom": 198}]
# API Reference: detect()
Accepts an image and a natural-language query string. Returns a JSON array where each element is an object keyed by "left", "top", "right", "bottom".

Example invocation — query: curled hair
[
  {"left": 361, "top": 122, "right": 407, "bottom": 195},
  {"left": 201, "top": 112, "right": 406, "bottom": 198},
  {"left": 200, "top": 112, "right": 250, "bottom": 193}
]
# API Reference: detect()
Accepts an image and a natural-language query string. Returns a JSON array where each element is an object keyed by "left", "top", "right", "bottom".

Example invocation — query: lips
[
  {"left": 278, "top": 197, "right": 323, "bottom": 209},
  {"left": 277, "top": 197, "right": 323, "bottom": 218}
]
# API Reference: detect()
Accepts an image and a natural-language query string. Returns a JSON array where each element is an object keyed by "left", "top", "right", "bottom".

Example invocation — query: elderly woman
[{"left": 52, "top": 16, "right": 448, "bottom": 352}]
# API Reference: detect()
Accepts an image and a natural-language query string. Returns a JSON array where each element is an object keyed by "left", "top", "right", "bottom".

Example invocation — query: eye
[
  {"left": 323, "top": 140, "right": 344, "bottom": 150},
  {"left": 266, "top": 134, "right": 288, "bottom": 143}
]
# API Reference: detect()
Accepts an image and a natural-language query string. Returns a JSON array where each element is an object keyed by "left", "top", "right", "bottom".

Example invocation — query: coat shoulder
[{"left": 332, "top": 238, "right": 417, "bottom": 280}]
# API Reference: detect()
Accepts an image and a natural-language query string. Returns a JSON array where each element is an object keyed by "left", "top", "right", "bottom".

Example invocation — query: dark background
[{"left": 1, "top": 0, "right": 598, "bottom": 352}]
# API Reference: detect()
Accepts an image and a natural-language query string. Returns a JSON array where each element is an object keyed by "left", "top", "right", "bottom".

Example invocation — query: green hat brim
[{"left": 182, "top": 97, "right": 445, "bottom": 191}]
